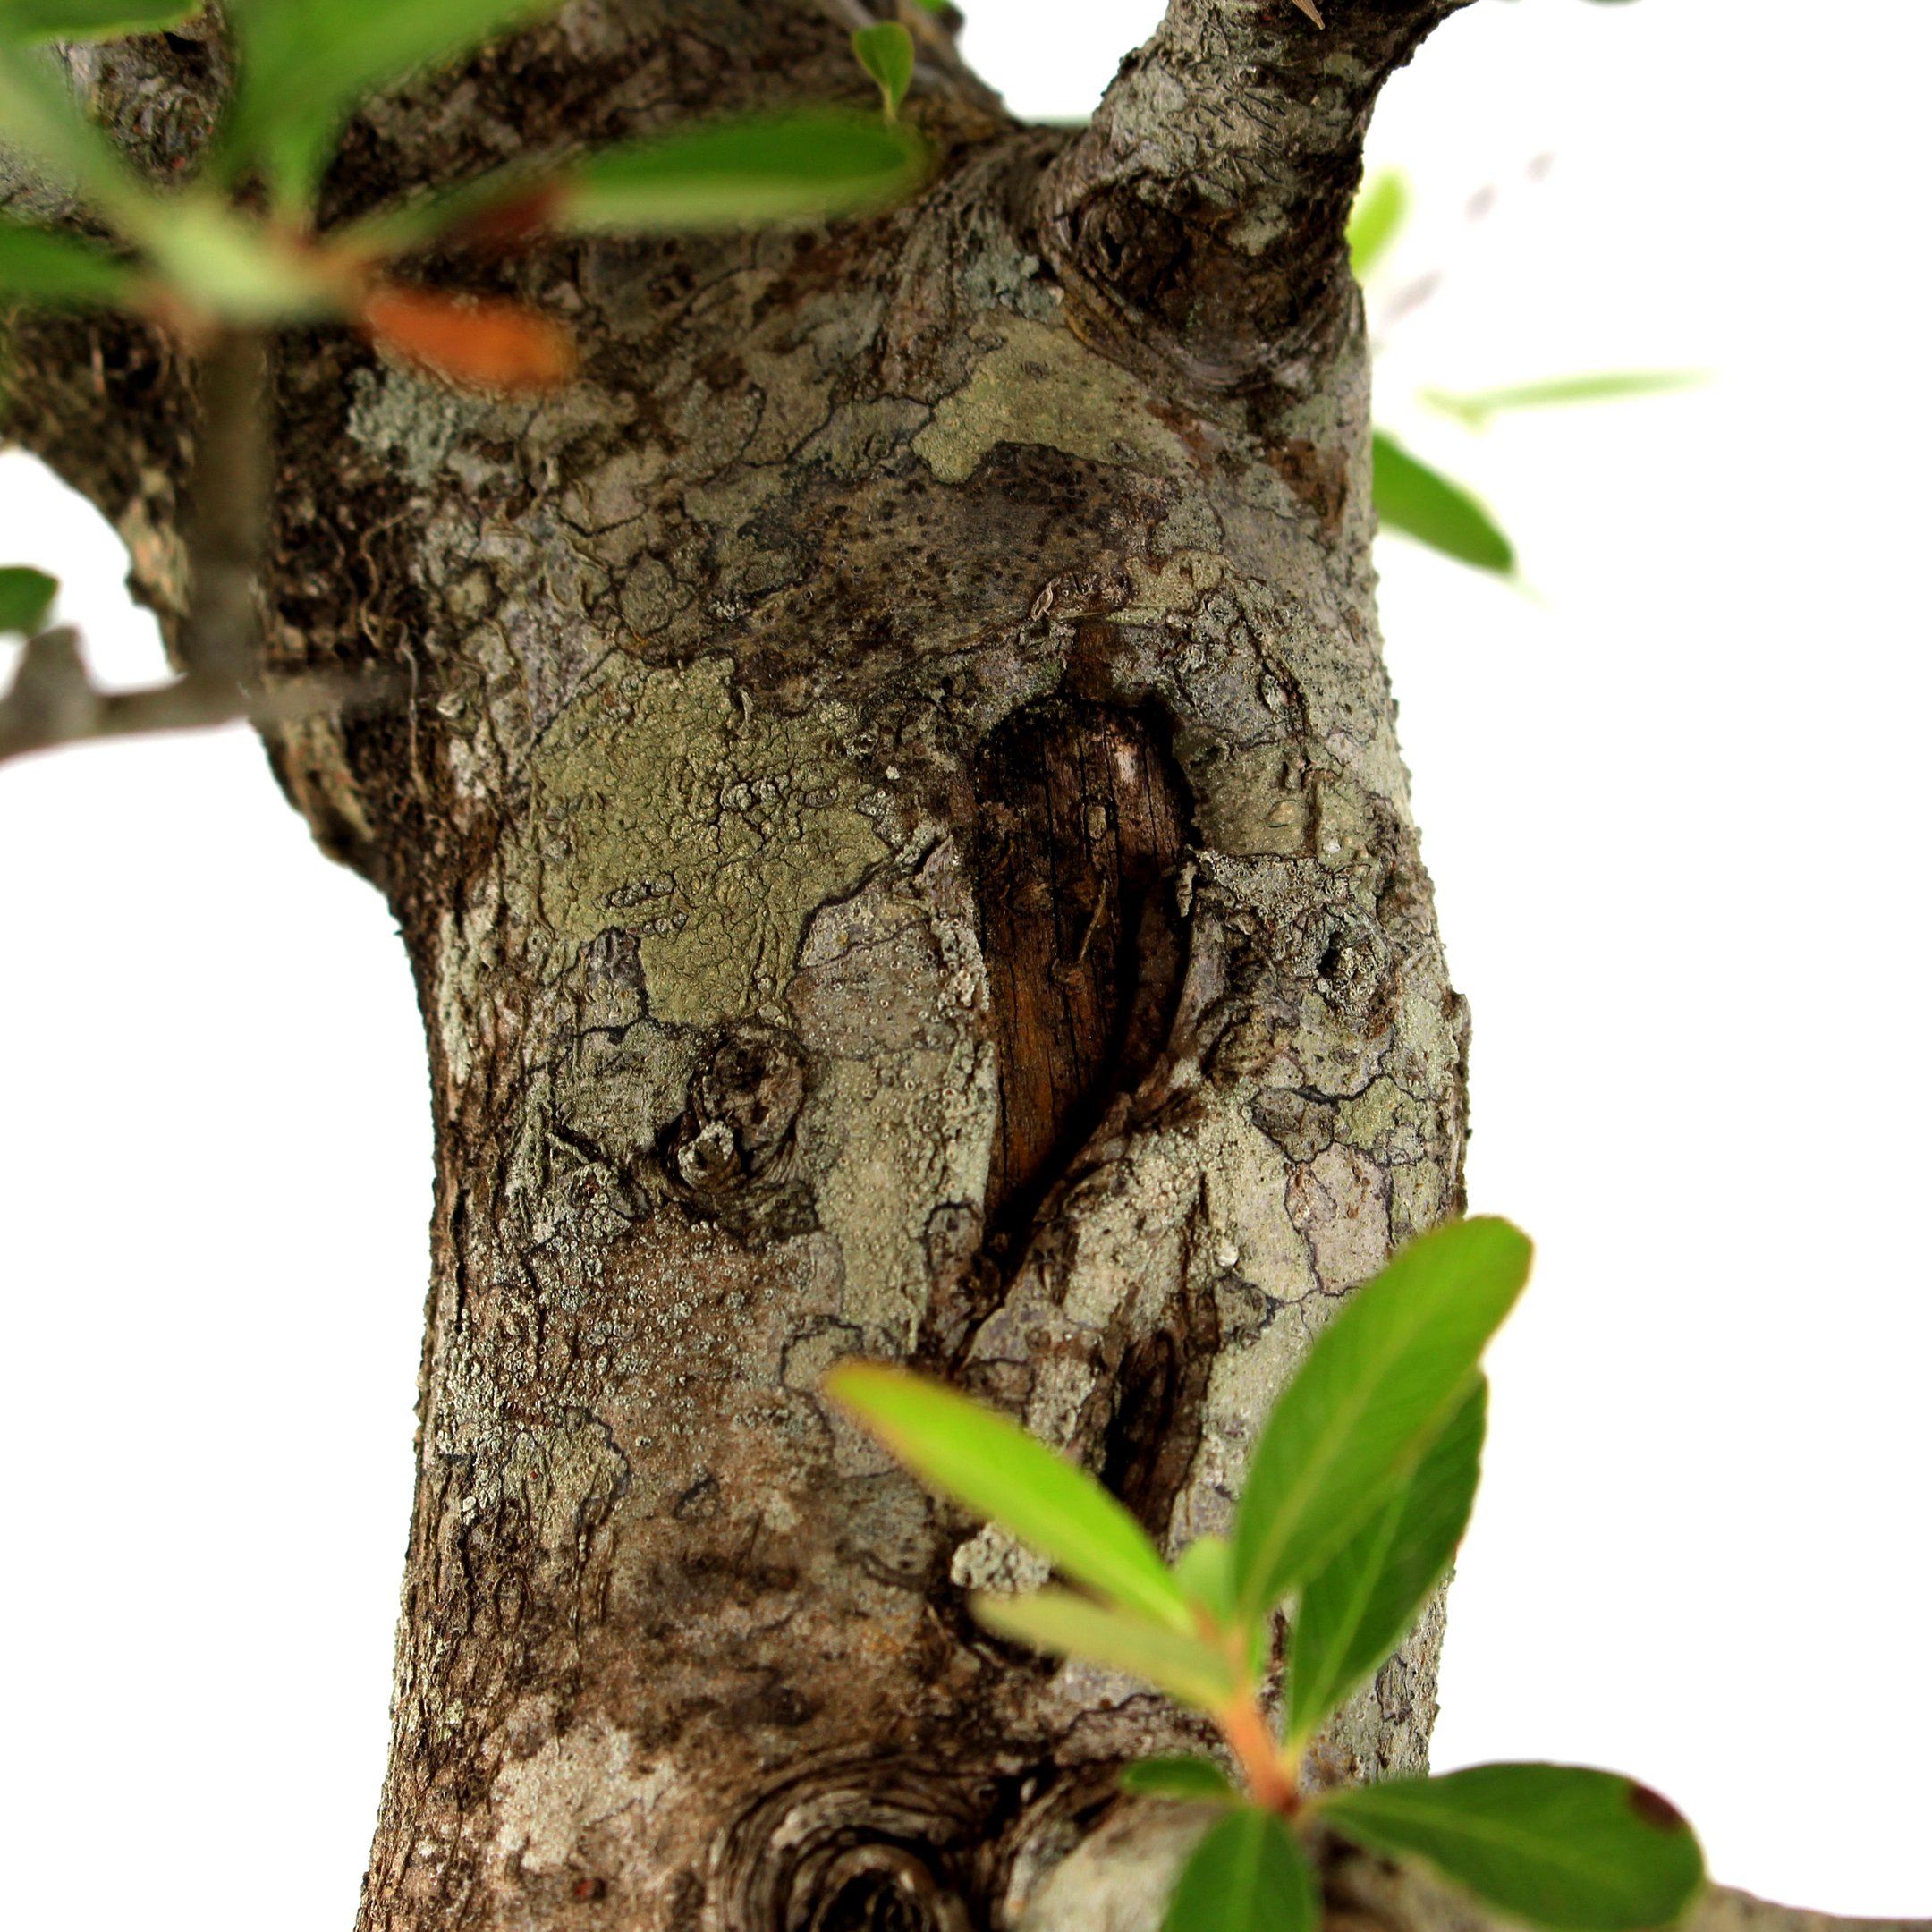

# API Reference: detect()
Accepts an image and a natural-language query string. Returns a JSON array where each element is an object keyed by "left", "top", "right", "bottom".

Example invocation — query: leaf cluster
[
  {"left": 0, "top": 1, "right": 927, "bottom": 387},
  {"left": 830, "top": 1219, "right": 1707, "bottom": 1931}
]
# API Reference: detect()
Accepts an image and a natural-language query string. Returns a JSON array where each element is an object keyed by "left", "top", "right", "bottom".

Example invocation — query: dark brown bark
[{"left": 4, "top": 6, "right": 1495, "bottom": 1928}]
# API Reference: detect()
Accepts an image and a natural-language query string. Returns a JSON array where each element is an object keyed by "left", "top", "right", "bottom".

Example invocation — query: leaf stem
[{"left": 1220, "top": 1696, "right": 1299, "bottom": 1816}]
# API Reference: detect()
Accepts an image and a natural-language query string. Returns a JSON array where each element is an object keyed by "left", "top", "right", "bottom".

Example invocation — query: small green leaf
[
  {"left": 852, "top": 20, "right": 914, "bottom": 123},
  {"left": 0, "top": 564, "right": 58, "bottom": 633},
  {"left": 971, "top": 1589, "right": 1236, "bottom": 1709},
  {"left": 1371, "top": 432, "right": 1515, "bottom": 574},
  {"left": 1174, "top": 1534, "right": 1235, "bottom": 1624},
  {"left": 1162, "top": 1805, "right": 1318, "bottom": 1932},
  {"left": 1287, "top": 1377, "right": 1487, "bottom": 1740},
  {"left": 0, "top": 0, "right": 199, "bottom": 38},
  {"left": 1231, "top": 1217, "right": 1530, "bottom": 1619},
  {"left": 558, "top": 109, "right": 927, "bottom": 233},
  {"left": 1120, "top": 1756, "right": 1238, "bottom": 1802},
  {"left": 0, "top": 217, "right": 137, "bottom": 305},
  {"left": 826, "top": 1362, "right": 1194, "bottom": 1632},
  {"left": 1420, "top": 370, "right": 1707, "bottom": 431},
  {"left": 1321, "top": 1765, "right": 1705, "bottom": 1931},
  {"left": 1348, "top": 170, "right": 1407, "bottom": 279},
  {"left": 225, "top": 0, "right": 563, "bottom": 207}
]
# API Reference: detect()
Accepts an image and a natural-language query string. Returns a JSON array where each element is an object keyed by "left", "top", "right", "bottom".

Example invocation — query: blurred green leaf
[
  {"left": 0, "top": 564, "right": 58, "bottom": 633},
  {"left": 1321, "top": 1764, "right": 1705, "bottom": 1931},
  {"left": 1348, "top": 169, "right": 1407, "bottom": 280},
  {"left": 1231, "top": 1218, "right": 1530, "bottom": 1619},
  {"left": 142, "top": 196, "right": 338, "bottom": 321},
  {"left": 0, "top": 41, "right": 161, "bottom": 228},
  {"left": 0, "top": 216, "right": 136, "bottom": 304},
  {"left": 560, "top": 109, "right": 927, "bottom": 233},
  {"left": 826, "top": 1362, "right": 1194, "bottom": 1632},
  {"left": 1119, "top": 1756, "right": 1238, "bottom": 1802},
  {"left": 225, "top": 0, "right": 562, "bottom": 207},
  {"left": 1173, "top": 1533, "right": 1236, "bottom": 1624},
  {"left": 1421, "top": 370, "right": 1706, "bottom": 430},
  {"left": 1372, "top": 432, "right": 1514, "bottom": 573},
  {"left": 0, "top": 0, "right": 198, "bottom": 38},
  {"left": 1287, "top": 1377, "right": 1486, "bottom": 1741},
  {"left": 971, "top": 1589, "right": 1237, "bottom": 1708},
  {"left": 1162, "top": 1806, "right": 1317, "bottom": 1932},
  {"left": 852, "top": 20, "right": 914, "bottom": 123}
]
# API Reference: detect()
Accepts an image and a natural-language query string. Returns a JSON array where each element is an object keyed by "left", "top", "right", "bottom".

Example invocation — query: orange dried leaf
[{"left": 360, "top": 287, "right": 576, "bottom": 393}]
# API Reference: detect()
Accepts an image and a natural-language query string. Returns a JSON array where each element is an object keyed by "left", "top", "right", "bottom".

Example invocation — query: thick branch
[
  {"left": 1013, "top": 1802, "right": 1932, "bottom": 1932},
  {"left": 1037, "top": 0, "right": 1469, "bottom": 389}
]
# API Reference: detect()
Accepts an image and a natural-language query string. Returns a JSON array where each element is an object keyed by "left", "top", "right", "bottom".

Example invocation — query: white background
[{"left": 3, "top": 1, "right": 1928, "bottom": 1923}]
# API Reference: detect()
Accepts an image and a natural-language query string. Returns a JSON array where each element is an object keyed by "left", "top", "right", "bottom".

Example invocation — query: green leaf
[
  {"left": 1287, "top": 1377, "right": 1487, "bottom": 1741},
  {"left": 558, "top": 109, "right": 927, "bottom": 233},
  {"left": 0, "top": 0, "right": 199, "bottom": 38},
  {"left": 826, "top": 1362, "right": 1194, "bottom": 1632},
  {"left": 852, "top": 20, "right": 914, "bottom": 122},
  {"left": 1119, "top": 1756, "right": 1238, "bottom": 1802},
  {"left": 1420, "top": 370, "right": 1707, "bottom": 431},
  {"left": 1347, "top": 169, "right": 1407, "bottom": 279},
  {"left": 1231, "top": 1217, "right": 1530, "bottom": 1619},
  {"left": 1174, "top": 1534, "right": 1236, "bottom": 1624},
  {"left": 1372, "top": 432, "right": 1515, "bottom": 574},
  {"left": 225, "top": 0, "right": 563, "bottom": 207},
  {"left": 1162, "top": 1806, "right": 1318, "bottom": 1932},
  {"left": 0, "top": 40, "right": 161, "bottom": 229},
  {"left": 971, "top": 1589, "right": 1236, "bottom": 1709},
  {"left": 0, "top": 564, "right": 58, "bottom": 633},
  {"left": 1321, "top": 1765, "right": 1705, "bottom": 1932},
  {"left": 0, "top": 217, "right": 136, "bottom": 305}
]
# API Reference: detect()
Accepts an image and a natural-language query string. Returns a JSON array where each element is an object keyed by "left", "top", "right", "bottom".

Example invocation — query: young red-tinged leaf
[
  {"left": 826, "top": 1362, "right": 1194, "bottom": 1632},
  {"left": 1162, "top": 1805, "right": 1318, "bottom": 1932},
  {"left": 1320, "top": 1764, "right": 1705, "bottom": 1932},
  {"left": 360, "top": 288, "right": 576, "bottom": 394},
  {"left": 852, "top": 21, "right": 914, "bottom": 123},
  {"left": 0, "top": 0, "right": 199, "bottom": 39},
  {"left": 1231, "top": 1218, "right": 1530, "bottom": 1619},
  {"left": 555, "top": 110, "right": 927, "bottom": 233},
  {"left": 1120, "top": 1756, "right": 1238, "bottom": 1803},
  {"left": 0, "top": 565, "right": 59, "bottom": 635},
  {"left": 1286, "top": 1377, "right": 1487, "bottom": 1741},
  {"left": 225, "top": 0, "right": 563, "bottom": 206},
  {"left": 0, "top": 218, "right": 138, "bottom": 306},
  {"left": 973, "top": 1589, "right": 1235, "bottom": 1710},
  {"left": 1372, "top": 433, "right": 1515, "bottom": 574}
]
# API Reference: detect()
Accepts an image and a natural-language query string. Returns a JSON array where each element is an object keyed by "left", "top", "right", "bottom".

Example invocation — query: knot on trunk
[
  {"left": 712, "top": 1757, "right": 998, "bottom": 1931},
  {"left": 665, "top": 1022, "right": 815, "bottom": 1243}
]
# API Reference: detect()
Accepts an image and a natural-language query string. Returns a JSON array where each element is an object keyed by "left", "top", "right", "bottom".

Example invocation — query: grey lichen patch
[
  {"left": 346, "top": 366, "right": 504, "bottom": 487},
  {"left": 530, "top": 656, "right": 887, "bottom": 1027},
  {"left": 913, "top": 316, "right": 1193, "bottom": 484},
  {"left": 492, "top": 1710, "right": 678, "bottom": 1874}
]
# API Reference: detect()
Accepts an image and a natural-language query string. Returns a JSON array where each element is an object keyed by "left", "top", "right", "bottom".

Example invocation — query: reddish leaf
[{"left": 360, "top": 286, "right": 575, "bottom": 392}]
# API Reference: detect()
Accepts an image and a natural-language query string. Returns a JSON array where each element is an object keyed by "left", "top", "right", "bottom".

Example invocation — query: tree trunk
[{"left": 5, "top": 3, "right": 1564, "bottom": 1926}]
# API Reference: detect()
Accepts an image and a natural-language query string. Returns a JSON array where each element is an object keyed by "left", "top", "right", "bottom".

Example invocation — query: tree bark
[{"left": 10, "top": 4, "right": 1834, "bottom": 1928}]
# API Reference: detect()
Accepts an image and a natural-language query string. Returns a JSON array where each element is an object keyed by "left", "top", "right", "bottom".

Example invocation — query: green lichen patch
[
  {"left": 530, "top": 655, "right": 887, "bottom": 1027},
  {"left": 912, "top": 316, "right": 1192, "bottom": 485}
]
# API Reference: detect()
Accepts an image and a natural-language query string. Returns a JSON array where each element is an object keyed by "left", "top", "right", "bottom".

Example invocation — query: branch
[
  {"left": 1012, "top": 1801, "right": 1932, "bottom": 1932},
  {"left": 1036, "top": 0, "right": 1470, "bottom": 389}
]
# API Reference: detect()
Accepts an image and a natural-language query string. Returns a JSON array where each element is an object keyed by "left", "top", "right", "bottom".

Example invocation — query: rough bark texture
[{"left": 3, "top": 4, "right": 1724, "bottom": 1928}]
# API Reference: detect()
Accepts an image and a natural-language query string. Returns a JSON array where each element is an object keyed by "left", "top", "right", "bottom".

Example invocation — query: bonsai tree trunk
[{"left": 16, "top": 5, "right": 1917, "bottom": 1930}]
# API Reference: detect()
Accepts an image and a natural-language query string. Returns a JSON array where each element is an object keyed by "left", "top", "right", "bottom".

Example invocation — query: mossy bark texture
[{"left": 3, "top": 4, "right": 1508, "bottom": 1927}]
